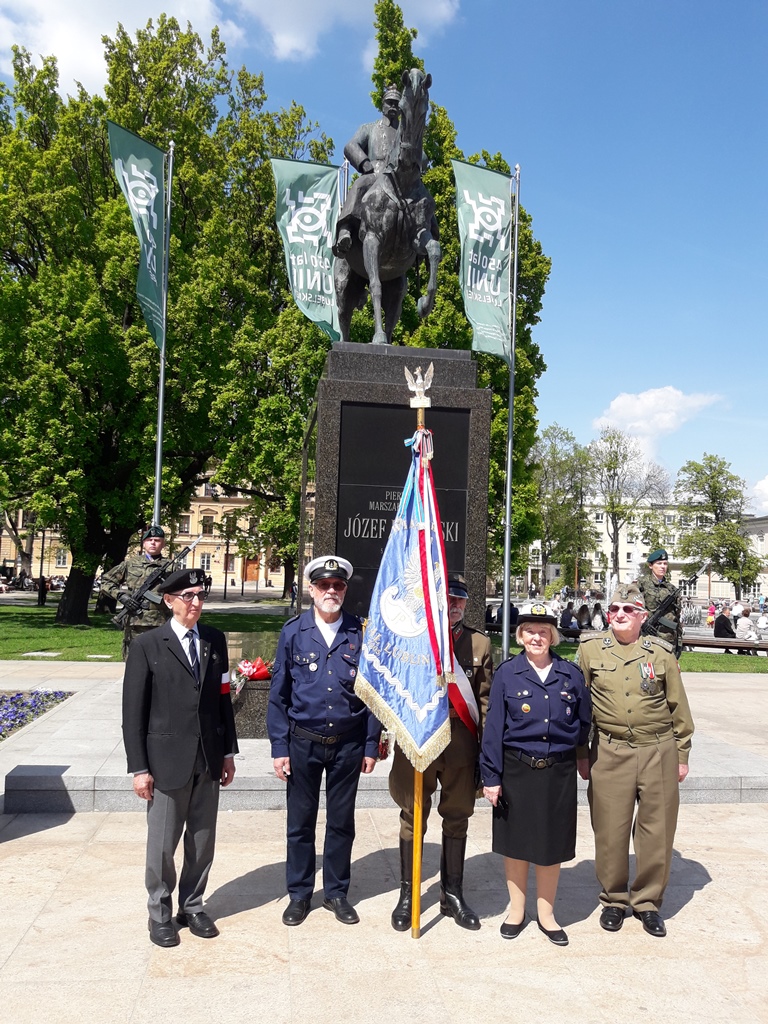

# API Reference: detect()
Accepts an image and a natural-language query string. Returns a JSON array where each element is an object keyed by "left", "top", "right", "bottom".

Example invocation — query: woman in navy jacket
[{"left": 480, "top": 604, "right": 591, "bottom": 946}]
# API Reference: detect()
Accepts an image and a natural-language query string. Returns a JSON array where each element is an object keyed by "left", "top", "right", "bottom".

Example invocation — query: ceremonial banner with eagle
[{"left": 355, "top": 424, "right": 452, "bottom": 772}]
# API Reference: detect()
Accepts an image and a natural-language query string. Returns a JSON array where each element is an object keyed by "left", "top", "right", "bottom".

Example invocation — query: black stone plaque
[{"left": 335, "top": 403, "right": 469, "bottom": 616}]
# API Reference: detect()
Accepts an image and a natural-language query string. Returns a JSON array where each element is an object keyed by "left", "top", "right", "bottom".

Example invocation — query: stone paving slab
[{"left": 0, "top": 804, "right": 765, "bottom": 1024}]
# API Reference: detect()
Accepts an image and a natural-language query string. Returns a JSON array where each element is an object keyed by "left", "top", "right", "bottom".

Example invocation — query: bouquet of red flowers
[{"left": 232, "top": 657, "right": 272, "bottom": 695}]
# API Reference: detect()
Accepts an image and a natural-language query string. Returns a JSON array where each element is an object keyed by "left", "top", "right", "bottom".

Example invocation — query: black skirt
[{"left": 491, "top": 748, "right": 577, "bottom": 866}]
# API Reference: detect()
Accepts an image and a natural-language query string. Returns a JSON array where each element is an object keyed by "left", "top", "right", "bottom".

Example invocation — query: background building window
[
  {"left": 176, "top": 555, "right": 188, "bottom": 570},
  {"left": 55, "top": 549, "right": 68, "bottom": 568},
  {"left": 594, "top": 512, "right": 604, "bottom": 522},
  {"left": 199, "top": 554, "right": 211, "bottom": 572},
  {"left": 201, "top": 516, "right": 214, "bottom": 536},
  {"left": 177, "top": 515, "right": 191, "bottom": 535},
  {"left": 626, "top": 552, "right": 633, "bottom": 563}
]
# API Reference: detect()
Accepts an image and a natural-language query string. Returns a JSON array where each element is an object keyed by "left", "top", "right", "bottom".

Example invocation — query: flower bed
[{"left": 0, "top": 690, "right": 71, "bottom": 741}]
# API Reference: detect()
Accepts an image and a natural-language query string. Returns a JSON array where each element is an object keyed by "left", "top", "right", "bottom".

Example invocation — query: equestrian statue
[{"left": 333, "top": 69, "right": 441, "bottom": 345}]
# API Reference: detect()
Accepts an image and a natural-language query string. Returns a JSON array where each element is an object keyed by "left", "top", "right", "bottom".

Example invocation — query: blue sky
[{"left": 3, "top": 0, "right": 766, "bottom": 506}]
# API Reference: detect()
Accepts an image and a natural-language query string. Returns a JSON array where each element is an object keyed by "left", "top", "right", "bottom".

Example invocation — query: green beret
[
  {"left": 142, "top": 526, "right": 165, "bottom": 541},
  {"left": 646, "top": 548, "right": 668, "bottom": 564}
]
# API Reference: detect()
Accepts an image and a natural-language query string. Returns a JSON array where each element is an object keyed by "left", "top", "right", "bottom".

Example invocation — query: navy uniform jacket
[
  {"left": 268, "top": 608, "right": 381, "bottom": 759},
  {"left": 480, "top": 651, "right": 591, "bottom": 788},
  {"left": 122, "top": 620, "right": 238, "bottom": 790}
]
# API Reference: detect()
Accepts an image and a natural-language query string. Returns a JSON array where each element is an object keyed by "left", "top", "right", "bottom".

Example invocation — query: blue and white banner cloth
[{"left": 355, "top": 429, "right": 453, "bottom": 771}]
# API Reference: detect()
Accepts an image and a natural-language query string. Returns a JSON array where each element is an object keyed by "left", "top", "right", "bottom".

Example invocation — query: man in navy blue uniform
[{"left": 268, "top": 555, "right": 381, "bottom": 926}]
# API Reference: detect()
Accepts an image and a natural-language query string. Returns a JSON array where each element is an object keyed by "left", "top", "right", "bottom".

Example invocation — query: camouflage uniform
[
  {"left": 100, "top": 553, "right": 172, "bottom": 659},
  {"left": 637, "top": 572, "right": 682, "bottom": 655}
]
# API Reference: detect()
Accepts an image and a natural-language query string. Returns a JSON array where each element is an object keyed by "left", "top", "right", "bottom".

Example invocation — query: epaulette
[
  {"left": 641, "top": 634, "right": 675, "bottom": 654},
  {"left": 578, "top": 629, "right": 608, "bottom": 643},
  {"left": 283, "top": 614, "right": 300, "bottom": 628}
]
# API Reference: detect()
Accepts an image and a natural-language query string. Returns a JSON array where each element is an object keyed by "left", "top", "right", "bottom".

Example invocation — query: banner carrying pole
[
  {"left": 152, "top": 140, "right": 174, "bottom": 528},
  {"left": 411, "top": 399, "right": 426, "bottom": 940},
  {"left": 501, "top": 166, "right": 521, "bottom": 662}
]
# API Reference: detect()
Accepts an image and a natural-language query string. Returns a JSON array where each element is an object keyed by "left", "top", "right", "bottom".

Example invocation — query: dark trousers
[
  {"left": 145, "top": 745, "right": 219, "bottom": 923},
  {"left": 285, "top": 730, "right": 365, "bottom": 900}
]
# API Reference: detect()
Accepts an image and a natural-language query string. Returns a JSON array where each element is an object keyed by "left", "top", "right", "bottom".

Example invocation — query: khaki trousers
[
  {"left": 389, "top": 718, "right": 478, "bottom": 841},
  {"left": 588, "top": 732, "right": 680, "bottom": 912}
]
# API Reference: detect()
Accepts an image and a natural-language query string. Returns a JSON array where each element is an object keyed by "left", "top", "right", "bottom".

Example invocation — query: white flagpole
[
  {"left": 501, "top": 165, "right": 521, "bottom": 662},
  {"left": 152, "top": 140, "right": 174, "bottom": 528}
]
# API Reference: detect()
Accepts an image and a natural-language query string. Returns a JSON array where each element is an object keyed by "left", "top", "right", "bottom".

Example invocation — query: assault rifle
[
  {"left": 112, "top": 536, "right": 202, "bottom": 628},
  {"left": 640, "top": 560, "right": 710, "bottom": 641}
]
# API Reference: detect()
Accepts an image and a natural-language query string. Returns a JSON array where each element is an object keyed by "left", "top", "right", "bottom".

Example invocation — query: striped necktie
[{"left": 185, "top": 630, "right": 200, "bottom": 683}]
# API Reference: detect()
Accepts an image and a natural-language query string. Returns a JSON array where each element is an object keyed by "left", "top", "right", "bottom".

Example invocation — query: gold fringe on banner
[{"left": 354, "top": 672, "right": 452, "bottom": 773}]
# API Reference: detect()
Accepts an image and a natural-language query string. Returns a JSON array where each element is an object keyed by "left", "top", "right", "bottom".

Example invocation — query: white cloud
[
  {"left": 753, "top": 476, "right": 768, "bottom": 513},
  {"left": 1, "top": 1, "right": 460, "bottom": 94},
  {"left": 1, "top": 1, "right": 236, "bottom": 95},
  {"left": 593, "top": 386, "right": 720, "bottom": 458},
  {"left": 237, "top": 0, "right": 459, "bottom": 60}
]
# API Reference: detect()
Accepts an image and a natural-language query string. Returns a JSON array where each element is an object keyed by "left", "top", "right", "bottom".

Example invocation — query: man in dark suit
[
  {"left": 714, "top": 604, "right": 737, "bottom": 654},
  {"left": 123, "top": 567, "right": 238, "bottom": 948}
]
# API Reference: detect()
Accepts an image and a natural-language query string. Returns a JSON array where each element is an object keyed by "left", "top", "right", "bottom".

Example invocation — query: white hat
[{"left": 304, "top": 555, "right": 353, "bottom": 583}]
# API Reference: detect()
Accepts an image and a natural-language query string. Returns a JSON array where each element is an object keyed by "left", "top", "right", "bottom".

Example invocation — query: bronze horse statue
[{"left": 334, "top": 69, "right": 441, "bottom": 345}]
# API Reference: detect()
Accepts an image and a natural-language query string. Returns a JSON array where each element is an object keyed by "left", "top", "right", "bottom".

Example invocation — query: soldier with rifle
[
  {"left": 636, "top": 549, "right": 682, "bottom": 656},
  {"left": 639, "top": 553, "right": 710, "bottom": 657},
  {"left": 100, "top": 527, "right": 173, "bottom": 659}
]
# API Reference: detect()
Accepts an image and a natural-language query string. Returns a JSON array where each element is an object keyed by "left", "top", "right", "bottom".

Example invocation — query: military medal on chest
[{"left": 639, "top": 661, "right": 656, "bottom": 692}]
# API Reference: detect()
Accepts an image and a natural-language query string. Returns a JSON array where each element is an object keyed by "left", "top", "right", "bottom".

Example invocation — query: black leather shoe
[
  {"left": 633, "top": 909, "right": 666, "bottom": 937},
  {"left": 500, "top": 917, "right": 525, "bottom": 940},
  {"left": 537, "top": 918, "right": 569, "bottom": 946},
  {"left": 148, "top": 919, "right": 180, "bottom": 948},
  {"left": 176, "top": 910, "right": 219, "bottom": 938},
  {"left": 391, "top": 883, "right": 412, "bottom": 932},
  {"left": 323, "top": 896, "right": 360, "bottom": 924},
  {"left": 600, "top": 906, "right": 625, "bottom": 932},
  {"left": 282, "top": 898, "right": 311, "bottom": 926}
]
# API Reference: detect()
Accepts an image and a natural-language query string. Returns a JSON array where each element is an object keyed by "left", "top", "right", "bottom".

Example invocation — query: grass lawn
[
  {"left": 3, "top": 604, "right": 766, "bottom": 672},
  {"left": 0, "top": 603, "right": 284, "bottom": 662}
]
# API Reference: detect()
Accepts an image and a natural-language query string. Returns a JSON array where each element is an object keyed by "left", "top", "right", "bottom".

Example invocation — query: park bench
[{"left": 681, "top": 635, "right": 768, "bottom": 656}]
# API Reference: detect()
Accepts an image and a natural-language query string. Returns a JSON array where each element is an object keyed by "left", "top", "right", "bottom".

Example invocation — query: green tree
[
  {"left": 532, "top": 424, "right": 597, "bottom": 586},
  {"left": 589, "top": 428, "right": 669, "bottom": 577},
  {"left": 0, "top": 19, "right": 331, "bottom": 622},
  {"left": 674, "top": 454, "right": 763, "bottom": 597}
]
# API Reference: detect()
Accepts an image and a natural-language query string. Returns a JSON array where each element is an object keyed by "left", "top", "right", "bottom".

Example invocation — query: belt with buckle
[
  {"left": 510, "top": 748, "right": 575, "bottom": 770},
  {"left": 290, "top": 722, "right": 360, "bottom": 746}
]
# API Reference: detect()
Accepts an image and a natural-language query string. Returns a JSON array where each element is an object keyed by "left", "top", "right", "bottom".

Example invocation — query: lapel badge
[
  {"left": 521, "top": 703, "right": 531, "bottom": 713},
  {"left": 309, "top": 663, "right": 318, "bottom": 672}
]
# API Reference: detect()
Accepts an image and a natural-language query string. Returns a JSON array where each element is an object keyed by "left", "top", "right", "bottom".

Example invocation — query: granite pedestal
[{"left": 304, "top": 343, "right": 492, "bottom": 626}]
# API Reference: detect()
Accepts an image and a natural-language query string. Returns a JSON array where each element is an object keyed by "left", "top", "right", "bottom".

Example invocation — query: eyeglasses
[
  {"left": 170, "top": 590, "right": 207, "bottom": 603},
  {"left": 311, "top": 579, "right": 347, "bottom": 591},
  {"left": 608, "top": 604, "right": 642, "bottom": 615}
]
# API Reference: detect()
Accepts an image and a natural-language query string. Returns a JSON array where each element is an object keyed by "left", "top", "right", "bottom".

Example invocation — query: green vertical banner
[
  {"left": 271, "top": 159, "right": 340, "bottom": 341},
  {"left": 452, "top": 160, "right": 512, "bottom": 365},
  {"left": 107, "top": 121, "right": 166, "bottom": 349}
]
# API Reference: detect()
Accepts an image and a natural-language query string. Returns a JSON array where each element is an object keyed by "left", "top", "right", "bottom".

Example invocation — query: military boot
[
  {"left": 439, "top": 835, "right": 480, "bottom": 930},
  {"left": 391, "top": 838, "right": 413, "bottom": 932}
]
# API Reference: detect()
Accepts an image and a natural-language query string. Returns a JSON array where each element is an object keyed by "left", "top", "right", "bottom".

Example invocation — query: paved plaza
[{"left": 0, "top": 660, "right": 767, "bottom": 1023}]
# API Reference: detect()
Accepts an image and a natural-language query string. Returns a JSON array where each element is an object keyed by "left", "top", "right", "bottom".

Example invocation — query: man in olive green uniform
[
  {"left": 636, "top": 548, "right": 682, "bottom": 655},
  {"left": 100, "top": 527, "right": 172, "bottom": 659},
  {"left": 576, "top": 583, "right": 693, "bottom": 937},
  {"left": 388, "top": 574, "right": 493, "bottom": 931}
]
